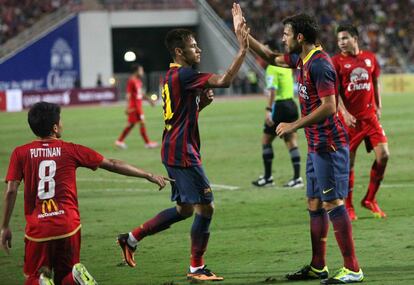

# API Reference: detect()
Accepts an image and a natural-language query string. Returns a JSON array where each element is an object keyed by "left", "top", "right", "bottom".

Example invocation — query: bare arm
[
  {"left": 337, "top": 86, "right": 356, "bottom": 128},
  {"left": 99, "top": 158, "right": 172, "bottom": 190},
  {"left": 373, "top": 76, "right": 381, "bottom": 119},
  {"left": 232, "top": 3, "right": 288, "bottom": 67},
  {"left": 1, "top": 181, "right": 20, "bottom": 254},
  {"left": 265, "top": 89, "right": 276, "bottom": 126},
  {"left": 199, "top": 89, "right": 214, "bottom": 112},
  {"left": 276, "top": 95, "right": 337, "bottom": 137},
  {"left": 206, "top": 22, "right": 249, "bottom": 88}
]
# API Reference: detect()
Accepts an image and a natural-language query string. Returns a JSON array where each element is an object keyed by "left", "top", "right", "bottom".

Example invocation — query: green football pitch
[{"left": 0, "top": 94, "right": 413, "bottom": 285}]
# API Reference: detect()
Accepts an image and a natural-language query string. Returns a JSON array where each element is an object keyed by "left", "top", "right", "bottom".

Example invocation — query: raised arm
[
  {"left": 1, "top": 181, "right": 20, "bottom": 254},
  {"left": 206, "top": 21, "right": 249, "bottom": 88},
  {"left": 231, "top": 3, "right": 288, "bottom": 67},
  {"left": 99, "top": 158, "right": 173, "bottom": 190}
]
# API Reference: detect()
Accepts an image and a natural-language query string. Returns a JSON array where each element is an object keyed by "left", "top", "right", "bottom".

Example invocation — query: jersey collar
[
  {"left": 302, "top": 46, "right": 322, "bottom": 65},
  {"left": 170, "top": 63, "right": 181, "bottom": 68}
]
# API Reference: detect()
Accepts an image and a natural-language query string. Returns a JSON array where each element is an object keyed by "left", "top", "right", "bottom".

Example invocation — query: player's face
[
  {"left": 337, "top": 31, "right": 357, "bottom": 53},
  {"left": 181, "top": 37, "right": 202, "bottom": 65},
  {"left": 282, "top": 24, "right": 301, "bottom": 54},
  {"left": 54, "top": 120, "right": 63, "bottom": 138}
]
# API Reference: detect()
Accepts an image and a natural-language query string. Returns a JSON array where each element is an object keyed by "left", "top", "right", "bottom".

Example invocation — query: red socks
[
  {"left": 328, "top": 205, "right": 359, "bottom": 271},
  {"left": 140, "top": 124, "right": 150, "bottom": 144},
  {"left": 118, "top": 125, "right": 133, "bottom": 142},
  {"left": 309, "top": 209, "right": 329, "bottom": 269},
  {"left": 365, "top": 161, "right": 386, "bottom": 201}
]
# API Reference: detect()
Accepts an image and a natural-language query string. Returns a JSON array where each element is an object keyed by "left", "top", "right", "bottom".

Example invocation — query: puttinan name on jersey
[{"left": 30, "top": 147, "right": 61, "bottom": 158}]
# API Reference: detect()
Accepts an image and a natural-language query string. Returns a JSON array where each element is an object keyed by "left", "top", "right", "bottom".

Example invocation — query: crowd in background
[
  {"left": 1, "top": 0, "right": 413, "bottom": 73},
  {"left": 0, "top": 0, "right": 70, "bottom": 44},
  {"left": 208, "top": 0, "right": 414, "bottom": 73}
]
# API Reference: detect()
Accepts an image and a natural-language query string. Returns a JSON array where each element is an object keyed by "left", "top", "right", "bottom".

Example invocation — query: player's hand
[
  {"left": 276, "top": 122, "right": 297, "bottom": 138},
  {"left": 0, "top": 227, "right": 12, "bottom": 255},
  {"left": 235, "top": 22, "right": 250, "bottom": 51},
  {"left": 125, "top": 108, "right": 135, "bottom": 115},
  {"left": 265, "top": 111, "right": 274, "bottom": 127},
  {"left": 146, "top": 173, "right": 175, "bottom": 191},
  {"left": 343, "top": 112, "right": 357, "bottom": 128},
  {"left": 232, "top": 3, "right": 246, "bottom": 33},
  {"left": 202, "top": 89, "right": 214, "bottom": 106},
  {"left": 376, "top": 108, "right": 381, "bottom": 120}
]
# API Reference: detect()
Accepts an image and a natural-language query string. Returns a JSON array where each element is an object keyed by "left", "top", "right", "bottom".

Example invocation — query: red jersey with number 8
[{"left": 5, "top": 139, "right": 103, "bottom": 241}]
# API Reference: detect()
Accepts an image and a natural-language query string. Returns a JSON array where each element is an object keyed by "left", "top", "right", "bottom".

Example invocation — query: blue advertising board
[{"left": 0, "top": 15, "right": 80, "bottom": 91}]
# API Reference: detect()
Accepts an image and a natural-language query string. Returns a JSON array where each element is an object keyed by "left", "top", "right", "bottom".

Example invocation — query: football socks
[
  {"left": 289, "top": 147, "right": 301, "bottom": 179},
  {"left": 190, "top": 214, "right": 211, "bottom": 268},
  {"left": 309, "top": 208, "right": 329, "bottom": 269},
  {"left": 262, "top": 144, "right": 274, "bottom": 179}
]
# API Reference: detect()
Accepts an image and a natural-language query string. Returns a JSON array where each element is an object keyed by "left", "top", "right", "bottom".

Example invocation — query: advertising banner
[
  {"left": 0, "top": 15, "right": 80, "bottom": 91},
  {"left": 21, "top": 87, "right": 118, "bottom": 109}
]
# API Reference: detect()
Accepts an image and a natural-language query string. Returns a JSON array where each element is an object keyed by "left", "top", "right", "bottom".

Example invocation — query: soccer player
[
  {"left": 116, "top": 25, "right": 249, "bottom": 282},
  {"left": 332, "top": 24, "right": 389, "bottom": 220},
  {"left": 232, "top": 4, "right": 363, "bottom": 284},
  {"left": 252, "top": 41, "right": 302, "bottom": 188},
  {"left": 115, "top": 64, "right": 158, "bottom": 149},
  {"left": 1, "top": 102, "right": 171, "bottom": 285}
]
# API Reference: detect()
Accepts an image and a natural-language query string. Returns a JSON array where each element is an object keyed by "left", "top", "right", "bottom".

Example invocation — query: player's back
[{"left": 7, "top": 139, "right": 103, "bottom": 241}]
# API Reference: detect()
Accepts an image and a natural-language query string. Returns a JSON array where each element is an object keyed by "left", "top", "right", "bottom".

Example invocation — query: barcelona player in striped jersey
[
  {"left": 233, "top": 4, "right": 363, "bottom": 284},
  {"left": 117, "top": 25, "right": 250, "bottom": 281}
]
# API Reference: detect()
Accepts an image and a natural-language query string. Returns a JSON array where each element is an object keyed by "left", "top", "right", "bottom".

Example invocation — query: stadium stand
[
  {"left": 0, "top": 0, "right": 71, "bottom": 44},
  {"left": 207, "top": 0, "right": 414, "bottom": 73}
]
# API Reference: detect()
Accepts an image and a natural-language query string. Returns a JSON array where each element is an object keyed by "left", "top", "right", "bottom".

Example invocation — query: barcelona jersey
[
  {"left": 284, "top": 48, "right": 348, "bottom": 152},
  {"left": 161, "top": 63, "right": 212, "bottom": 167}
]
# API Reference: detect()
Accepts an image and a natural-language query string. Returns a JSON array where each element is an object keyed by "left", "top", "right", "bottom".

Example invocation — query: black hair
[
  {"left": 282, "top": 13, "right": 319, "bottom": 44},
  {"left": 130, "top": 63, "right": 143, "bottom": 73},
  {"left": 164, "top": 28, "right": 195, "bottom": 58},
  {"left": 337, "top": 24, "right": 359, "bottom": 38},
  {"left": 28, "top": 102, "right": 61, "bottom": 138}
]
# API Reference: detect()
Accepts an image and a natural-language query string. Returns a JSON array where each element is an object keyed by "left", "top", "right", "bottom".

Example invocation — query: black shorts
[
  {"left": 263, "top": 99, "right": 299, "bottom": 135},
  {"left": 164, "top": 164, "right": 213, "bottom": 205}
]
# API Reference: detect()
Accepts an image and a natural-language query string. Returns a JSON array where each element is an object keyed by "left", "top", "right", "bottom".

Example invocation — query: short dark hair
[
  {"left": 282, "top": 13, "right": 319, "bottom": 44},
  {"left": 164, "top": 28, "right": 195, "bottom": 58},
  {"left": 130, "top": 63, "right": 143, "bottom": 73},
  {"left": 337, "top": 24, "right": 359, "bottom": 38},
  {"left": 28, "top": 102, "right": 61, "bottom": 138}
]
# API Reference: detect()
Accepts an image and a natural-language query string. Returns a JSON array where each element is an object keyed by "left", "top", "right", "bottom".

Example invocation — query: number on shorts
[{"left": 38, "top": 160, "right": 56, "bottom": 199}]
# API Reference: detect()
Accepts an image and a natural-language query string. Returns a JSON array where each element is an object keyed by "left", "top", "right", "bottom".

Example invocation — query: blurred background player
[
  {"left": 332, "top": 25, "right": 389, "bottom": 220},
  {"left": 116, "top": 25, "right": 249, "bottom": 282},
  {"left": 115, "top": 64, "right": 158, "bottom": 149},
  {"left": 252, "top": 40, "right": 303, "bottom": 188},
  {"left": 233, "top": 4, "right": 363, "bottom": 284},
  {"left": 1, "top": 102, "right": 170, "bottom": 285}
]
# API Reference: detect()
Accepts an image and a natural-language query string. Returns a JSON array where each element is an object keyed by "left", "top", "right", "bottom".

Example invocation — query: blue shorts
[
  {"left": 164, "top": 164, "right": 213, "bottom": 205},
  {"left": 306, "top": 147, "right": 349, "bottom": 201}
]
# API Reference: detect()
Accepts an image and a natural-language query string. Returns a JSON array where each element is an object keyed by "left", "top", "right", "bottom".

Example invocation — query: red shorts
[
  {"left": 347, "top": 115, "right": 388, "bottom": 153},
  {"left": 24, "top": 231, "right": 81, "bottom": 284},
  {"left": 128, "top": 108, "right": 144, "bottom": 123}
]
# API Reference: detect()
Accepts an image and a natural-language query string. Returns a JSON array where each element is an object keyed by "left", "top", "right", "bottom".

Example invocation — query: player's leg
[
  {"left": 362, "top": 142, "right": 389, "bottom": 218},
  {"left": 24, "top": 238, "right": 52, "bottom": 285},
  {"left": 346, "top": 151, "right": 357, "bottom": 221},
  {"left": 282, "top": 132, "right": 303, "bottom": 188},
  {"left": 115, "top": 120, "right": 135, "bottom": 149},
  {"left": 136, "top": 110, "right": 158, "bottom": 148},
  {"left": 317, "top": 148, "right": 363, "bottom": 284},
  {"left": 286, "top": 154, "right": 328, "bottom": 281},
  {"left": 252, "top": 131, "right": 276, "bottom": 187}
]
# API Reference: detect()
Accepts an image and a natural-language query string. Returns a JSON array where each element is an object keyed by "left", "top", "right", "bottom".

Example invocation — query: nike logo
[{"left": 322, "top": 188, "right": 333, "bottom": 194}]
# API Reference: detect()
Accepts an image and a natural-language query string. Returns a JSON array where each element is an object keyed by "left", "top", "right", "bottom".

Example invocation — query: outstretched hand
[
  {"left": 233, "top": 4, "right": 249, "bottom": 50},
  {"left": 1, "top": 227, "right": 12, "bottom": 255},
  {"left": 232, "top": 3, "right": 245, "bottom": 33},
  {"left": 147, "top": 174, "right": 175, "bottom": 191}
]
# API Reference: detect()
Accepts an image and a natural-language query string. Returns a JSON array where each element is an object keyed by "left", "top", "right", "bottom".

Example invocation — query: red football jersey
[
  {"left": 126, "top": 76, "right": 144, "bottom": 110},
  {"left": 5, "top": 139, "right": 103, "bottom": 241},
  {"left": 331, "top": 51, "right": 380, "bottom": 119}
]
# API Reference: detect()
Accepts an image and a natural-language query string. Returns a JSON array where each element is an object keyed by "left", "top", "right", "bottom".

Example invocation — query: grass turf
[{"left": 0, "top": 94, "right": 413, "bottom": 285}]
